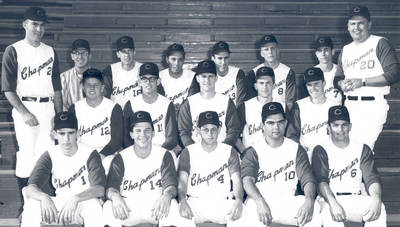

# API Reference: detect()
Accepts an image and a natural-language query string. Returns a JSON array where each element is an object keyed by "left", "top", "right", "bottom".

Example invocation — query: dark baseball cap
[
  {"left": 116, "top": 36, "right": 135, "bottom": 51},
  {"left": 314, "top": 36, "right": 333, "bottom": 50},
  {"left": 139, "top": 63, "right": 159, "bottom": 78},
  {"left": 166, "top": 43, "right": 185, "bottom": 56},
  {"left": 304, "top": 67, "right": 324, "bottom": 83},
  {"left": 72, "top": 39, "right": 90, "bottom": 52},
  {"left": 348, "top": 5, "right": 370, "bottom": 21},
  {"left": 198, "top": 111, "right": 221, "bottom": 128},
  {"left": 194, "top": 60, "right": 217, "bottom": 76},
  {"left": 328, "top": 105, "right": 350, "bottom": 124},
  {"left": 54, "top": 112, "right": 78, "bottom": 130},
  {"left": 259, "top": 34, "right": 278, "bottom": 47},
  {"left": 23, "top": 6, "right": 48, "bottom": 22},
  {"left": 261, "top": 102, "right": 285, "bottom": 123},
  {"left": 256, "top": 66, "right": 275, "bottom": 80},
  {"left": 211, "top": 41, "right": 231, "bottom": 55},
  {"left": 82, "top": 68, "right": 103, "bottom": 83},
  {"left": 129, "top": 111, "right": 154, "bottom": 130}
]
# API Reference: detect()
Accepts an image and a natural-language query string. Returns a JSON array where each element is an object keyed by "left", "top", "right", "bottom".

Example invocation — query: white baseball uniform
[
  {"left": 237, "top": 97, "right": 266, "bottom": 147},
  {"left": 315, "top": 64, "right": 343, "bottom": 104}
]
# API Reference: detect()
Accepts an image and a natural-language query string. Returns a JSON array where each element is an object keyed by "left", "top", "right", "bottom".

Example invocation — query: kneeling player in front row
[
  {"left": 312, "top": 105, "right": 386, "bottom": 227},
  {"left": 230, "top": 102, "right": 321, "bottom": 227},
  {"left": 177, "top": 111, "right": 243, "bottom": 226},
  {"left": 103, "top": 111, "right": 180, "bottom": 227},
  {"left": 21, "top": 112, "right": 106, "bottom": 227}
]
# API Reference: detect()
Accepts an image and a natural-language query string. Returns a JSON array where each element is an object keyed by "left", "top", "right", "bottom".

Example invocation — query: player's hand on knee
[
  {"left": 227, "top": 199, "right": 243, "bottom": 221},
  {"left": 58, "top": 195, "right": 79, "bottom": 225},
  {"left": 152, "top": 194, "right": 172, "bottom": 221},
  {"left": 255, "top": 199, "right": 272, "bottom": 226},
  {"left": 22, "top": 112, "right": 39, "bottom": 127},
  {"left": 111, "top": 195, "right": 130, "bottom": 220},
  {"left": 362, "top": 198, "right": 382, "bottom": 222},
  {"left": 329, "top": 200, "right": 346, "bottom": 222},
  {"left": 40, "top": 196, "right": 58, "bottom": 224},
  {"left": 179, "top": 199, "right": 193, "bottom": 220},
  {"left": 295, "top": 198, "right": 314, "bottom": 226}
]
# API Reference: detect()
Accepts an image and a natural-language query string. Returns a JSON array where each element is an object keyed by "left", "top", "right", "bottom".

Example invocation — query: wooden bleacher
[{"left": 0, "top": 0, "right": 399, "bottom": 226}]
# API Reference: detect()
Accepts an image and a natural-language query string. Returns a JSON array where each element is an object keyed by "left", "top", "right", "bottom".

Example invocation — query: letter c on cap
[
  {"left": 353, "top": 7, "right": 360, "bottom": 13},
  {"left": 203, "top": 62, "right": 209, "bottom": 67},
  {"left": 145, "top": 64, "right": 151, "bottom": 70},
  {"left": 308, "top": 69, "right": 315, "bottom": 76},
  {"left": 269, "top": 105, "right": 277, "bottom": 110},
  {"left": 60, "top": 114, "right": 68, "bottom": 121},
  {"left": 205, "top": 112, "right": 213, "bottom": 119},
  {"left": 137, "top": 113, "right": 144, "bottom": 119},
  {"left": 334, "top": 109, "right": 342, "bottom": 115}
]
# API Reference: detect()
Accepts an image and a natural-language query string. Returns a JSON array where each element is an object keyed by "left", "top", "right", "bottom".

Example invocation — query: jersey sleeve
[
  {"left": 102, "top": 65, "right": 113, "bottom": 98},
  {"left": 360, "top": 144, "right": 381, "bottom": 191},
  {"left": 187, "top": 75, "right": 200, "bottom": 97},
  {"left": 235, "top": 69, "right": 247, "bottom": 106},
  {"left": 376, "top": 38, "right": 400, "bottom": 85},
  {"left": 162, "top": 102, "right": 178, "bottom": 150},
  {"left": 100, "top": 104, "right": 123, "bottom": 156},
  {"left": 87, "top": 151, "right": 106, "bottom": 187},
  {"left": 161, "top": 151, "right": 178, "bottom": 190},
  {"left": 240, "top": 147, "right": 259, "bottom": 179},
  {"left": 285, "top": 69, "right": 296, "bottom": 108},
  {"left": 245, "top": 70, "right": 257, "bottom": 101},
  {"left": 296, "top": 145, "right": 316, "bottom": 190},
  {"left": 177, "top": 99, "right": 195, "bottom": 147},
  {"left": 1, "top": 45, "right": 18, "bottom": 92},
  {"left": 106, "top": 154, "right": 125, "bottom": 191},
  {"left": 223, "top": 98, "right": 241, "bottom": 147},
  {"left": 237, "top": 102, "right": 246, "bottom": 132},
  {"left": 334, "top": 51, "right": 345, "bottom": 90},
  {"left": 177, "top": 148, "right": 190, "bottom": 174},
  {"left": 311, "top": 145, "right": 330, "bottom": 184},
  {"left": 157, "top": 83, "right": 166, "bottom": 96},
  {"left": 51, "top": 49, "right": 62, "bottom": 92},
  {"left": 28, "top": 151, "right": 53, "bottom": 188},
  {"left": 228, "top": 147, "right": 240, "bottom": 175},
  {"left": 122, "top": 101, "right": 134, "bottom": 148},
  {"left": 67, "top": 103, "right": 76, "bottom": 115},
  {"left": 285, "top": 102, "right": 301, "bottom": 143}
]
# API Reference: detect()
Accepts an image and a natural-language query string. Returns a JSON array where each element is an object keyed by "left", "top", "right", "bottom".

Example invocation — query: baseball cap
[
  {"left": 211, "top": 41, "right": 231, "bottom": 55},
  {"left": 255, "top": 66, "right": 275, "bottom": 80},
  {"left": 54, "top": 112, "right": 78, "bottom": 130},
  {"left": 139, "top": 63, "right": 159, "bottom": 78},
  {"left": 23, "top": 6, "right": 48, "bottom": 22},
  {"left": 314, "top": 36, "right": 333, "bottom": 50},
  {"left": 194, "top": 60, "right": 217, "bottom": 76},
  {"left": 348, "top": 5, "right": 370, "bottom": 21},
  {"left": 197, "top": 111, "right": 221, "bottom": 128},
  {"left": 259, "top": 34, "right": 278, "bottom": 47},
  {"left": 261, "top": 102, "right": 285, "bottom": 123},
  {"left": 304, "top": 67, "right": 324, "bottom": 83},
  {"left": 328, "top": 105, "right": 350, "bottom": 124},
  {"left": 116, "top": 36, "right": 135, "bottom": 51},
  {"left": 129, "top": 111, "right": 154, "bottom": 130},
  {"left": 72, "top": 39, "right": 90, "bottom": 52},
  {"left": 82, "top": 68, "right": 103, "bottom": 83},
  {"left": 166, "top": 43, "right": 185, "bottom": 56}
]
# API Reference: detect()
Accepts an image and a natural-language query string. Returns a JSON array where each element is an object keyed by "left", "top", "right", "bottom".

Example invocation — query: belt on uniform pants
[
  {"left": 346, "top": 96, "right": 375, "bottom": 101},
  {"left": 21, "top": 96, "right": 51, "bottom": 102},
  {"left": 336, "top": 191, "right": 361, "bottom": 196}
]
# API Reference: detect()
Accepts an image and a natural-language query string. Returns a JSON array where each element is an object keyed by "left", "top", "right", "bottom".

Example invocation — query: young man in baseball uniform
[
  {"left": 247, "top": 35, "right": 297, "bottom": 112},
  {"left": 103, "top": 111, "right": 179, "bottom": 227},
  {"left": 188, "top": 41, "right": 247, "bottom": 106},
  {"left": 123, "top": 63, "right": 178, "bottom": 151},
  {"left": 103, "top": 36, "right": 143, "bottom": 108},
  {"left": 312, "top": 105, "right": 386, "bottom": 226},
  {"left": 178, "top": 60, "right": 241, "bottom": 148},
  {"left": 286, "top": 67, "right": 339, "bottom": 157},
  {"left": 334, "top": 5, "right": 400, "bottom": 150},
  {"left": 68, "top": 68, "right": 123, "bottom": 174},
  {"left": 60, "top": 39, "right": 91, "bottom": 110},
  {"left": 20, "top": 112, "right": 106, "bottom": 227},
  {"left": 1, "top": 6, "right": 63, "bottom": 211},
  {"left": 177, "top": 111, "right": 243, "bottom": 226},
  {"left": 230, "top": 102, "right": 320, "bottom": 227}
]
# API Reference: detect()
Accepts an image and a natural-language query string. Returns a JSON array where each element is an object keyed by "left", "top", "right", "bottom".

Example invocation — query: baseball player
[
  {"left": 247, "top": 34, "right": 298, "bottom": 111},
  {"left": 313, "top": 36, "right": 343, "bottom": 104},
  {"left": 159, "top": 43, "right": 196, "bottom": 113},
  {"left": 178, "top": 60, "right": 241, "bottom": 148},
  {"left": 188, "top": 41, "right": 247, "bottom": 106},
  {"left": 20, "top": 112, "right": 106, "bottom": 227},
  {"left": 236, "top": 66, "right": 274, "bottom": 151},
  {"left": 1, "top": 6, "right": 63, "bottom": 212},
  {"left": 123, "top": 63, "right": 178, "bottom": 152},
  {"left": 68, "top": 68, "right": 123, "bottom": 174},
  {"left": 286, "top": 67, "right": 339, "bottom": 157},
  {"left": 60, "top": 39, "right": 91, "bottom": 110},
  {"left": 176, "top": 111, "right": 243, "bottom": 226},
  {"left": 312, "top": 105, "right": 386, "bottom": 226},
  {"left": 230, "top": 102, "right": 320, "bottom": 227},
  {"left": 334, "top": 5, "right": 400, "bottom": 150},
  {"left": 103, "top": 111, "right": 180, "bottom": 227},
  {"left": 103, "top": 36, "right": 143, "bottom": 108}
]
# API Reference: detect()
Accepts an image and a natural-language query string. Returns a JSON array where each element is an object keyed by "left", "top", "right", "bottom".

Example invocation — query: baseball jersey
[
  {"left": 1, "top": 40, "right": 61, "bottom": 96},
  {"left": 123, "top": 95, "right": 177, "bottom": 150},
  {"left": 178, "top": 92, "right": 241, "bottom": 147},
  {"left": 103, "top": 61, "right": 143, "bottom": 108},
  {"left": 315, "top": 64, "right": 342, "bottom": 103},
  {"left": 106, "top": 145, "right": 177, "bottom": 200},
  {"left": 241, "top": 138, "right": 315, "bottom": 196},
  {"left": 312, "top": 140, "right": 380, "bottom": 194},
  {"left": 187, "top": 66, "right": 247, "bottom": 106},
  {"left": 60, "top": 67, "right": 85, "bottom": 111},
  {"left": 28, "top": 143, "right": 106, "bottom": 198},
  {"left": 178, "top": 142, "right": 240, "bottom": 199},
  {"left": 69, "top": 98, "right": 123, "bottom": 156},
  {"left": 286, "top": 97, "right": 338, "bottom": 151}
]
